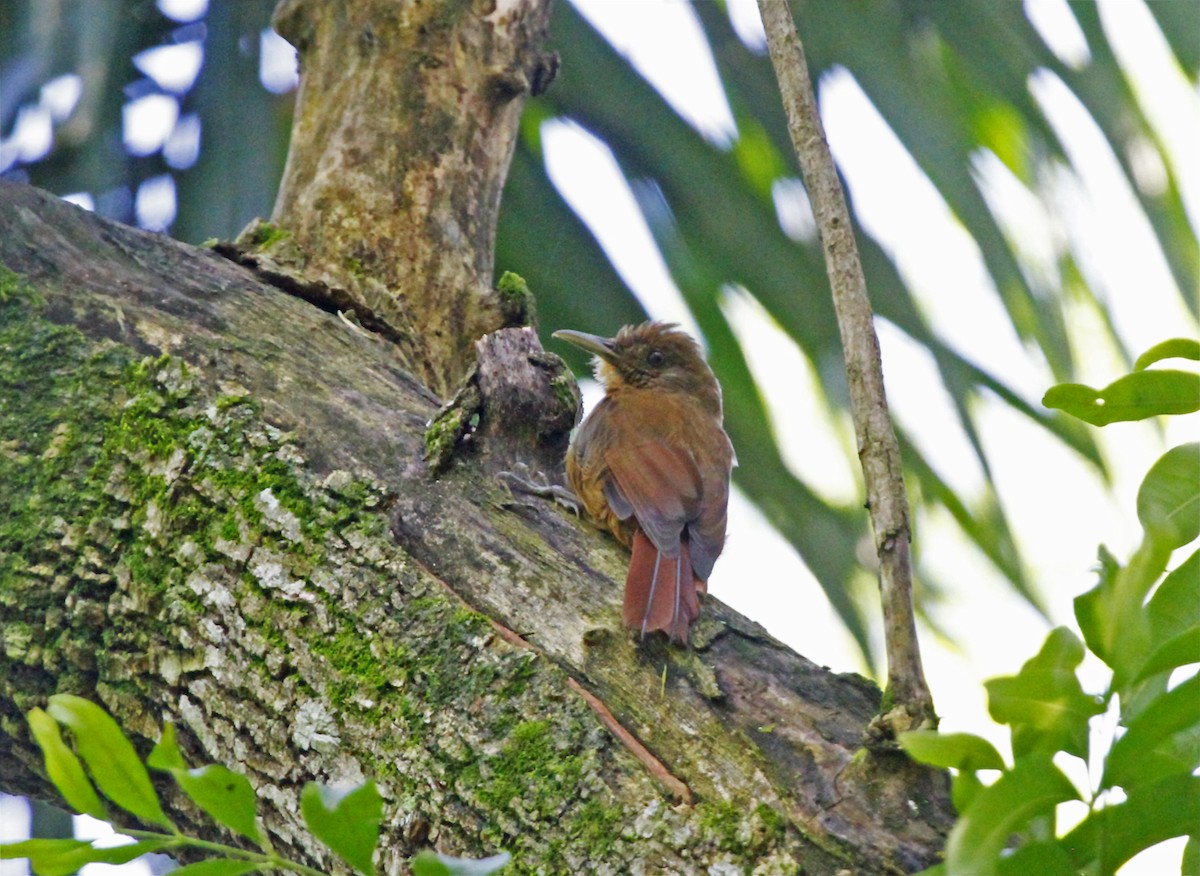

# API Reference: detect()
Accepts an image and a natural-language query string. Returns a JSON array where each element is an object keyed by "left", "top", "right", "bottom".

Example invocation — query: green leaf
[
  {"left": 0, "top": 839, "right": 170, "bottom": 876},
  {"left": 899, "top": 730, "right": 1005, "bottom": 771},
  {"left": 944, "top": 755, "right": 1079, "bottom": 876},
  {"left": 0, "top": 839, "right": 93, "bottom": 876},
  {"left": 1184, "top": 834, "right": 1200, "bottom": 876},
  {"left": 995, "top": 840, "right": 1076, "bottom": 876},
  {"left": 1105, "top": 673, "right": 1200, "bottom": 791},
  {"left": 410, "top": 851, "right": 511, "bottom": 876},
  {"left": 27, "top": 707, "right": 107, "bottom": 819},
  {"left": 147, "top": 721, "right": 188, "bottom": 771},
  {"left": 177, "top": 766, "right": 263, "bottom": 846},
  {"left": 1137, "top": 444, "right": 1200, "bottom": 549},
  {"left": 1061, "top": 775, "right": 1200, "bottom": 873},
  {"left": 168, "top": 859, "right": 262, "bottom": 876},
  {"left": 300, "top": 781, "right": 382, "bottom": 876},
  {"left": 78, "top": 841, "right": 172, "bottom": 870},
  {"left": 1134, "top": 338, "right": 1200, "bottom": 371},
  {"left": 1075, "top": 539, "right": 1169, "bottom": 686},
  {"left": 1135, "top": 628, "right": 1200, "bottom": 682},
  {"left": 950, "top": 770, "right": 985, "bottom": 815},
  {"left": 1148, "top": 550, "right": 1200, "bottom": 643},
  {"left": 1042, "top": 371, "right": 1200, "bottom": 425},
  {"left": 149, "top": 723, "right": 263, "bottom": 846},
  {"left": 45, "top": 694, "right": 174, "bottom": 830},
  {"left": 984, "top": 627, "right": 1104, "bottom": 759},
  {"left": 1074, "top": 546, "right": 1121, "bottom": 667}
]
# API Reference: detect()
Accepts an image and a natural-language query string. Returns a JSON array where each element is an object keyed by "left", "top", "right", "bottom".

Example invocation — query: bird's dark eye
[{"left": 647, "top": 349, "right": 665, "bottom": 367}]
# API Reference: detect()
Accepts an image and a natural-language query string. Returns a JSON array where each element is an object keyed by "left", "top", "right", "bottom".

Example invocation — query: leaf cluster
[
  {"left": 902, "top": 339, "right": 1200, "bottom": 875},
  {"left": 0, "top": 696, "right": 508, "bottom": 876}
]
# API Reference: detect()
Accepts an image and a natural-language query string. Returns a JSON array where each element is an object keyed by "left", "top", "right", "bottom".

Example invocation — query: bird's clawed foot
[{"left": 498, "top": 462, "right": 581, "bottom": 515}]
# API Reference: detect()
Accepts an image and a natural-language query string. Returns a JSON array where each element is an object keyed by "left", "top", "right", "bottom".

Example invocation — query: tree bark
[
  {"left": 0, "top": 180, "right": 950, "bottom": 873},
  {"left": 266, "top": 0, "right": 557, "bottom": 397}
]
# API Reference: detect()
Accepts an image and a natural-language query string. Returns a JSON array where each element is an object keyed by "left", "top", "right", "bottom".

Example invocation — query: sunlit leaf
[
  {"left": 0, "top": 838, "right": 171, "bottom": 876},
  {"left": 1136, "top": 549, "right": 1200, "bottom": 682},
  {"left": 1073, "top": 547, "right": 1118, "bottom": 668},
  {"left": 300, "top": 781, "right": 381, "bottom": 876},
  {"left": 46, "top": 694, "right": 174, "bottom": 830},
  {"left": 1148, "top": 550, "right": 1200, "bottom": 643},
  {"left": 950, "top": 770, "right": 985, "bottom": 815},
  {"left": 27, "top": 707, "right": 107, "bottom": 820},
  {"left": 1061, "top": 775, "right": 1200, "bottom": 873},
  {"left": 1137, "top": 443, "right": 1200, "bottom": 549},
  {"left": 1105, "top": 673, "right": 1200, "bottom": 791},
  {"left": 0, "top": 839, "right": 92, "bottom": 876},
  {"left": 1042, "top": 372, "right": 1200, "bottom": 425},
  {"left": 147, "top": 721, "right": 189, "bottom": 771},
  {"left": 899, "top": 730, "right": 1005, "bottom": 772},
  {"left": 1184, "top": 834, "right": 1200, "bottom": 876},
  {"left": 149, "top": 723, "right": 263, "bottom": 846},
  {"left": 1135, "top": 628, "right": 1200, "bottom": 683},
  {"left": 168, "top": 859, "right": 262, "bottom": 876},
  {"left": 944, "top": 754, "right": 1078, "bottom": 876},
  {"left": 1134, "top": 338, "right": 1200, "bottom": 371},
  {"left": 984, "top": 627, "right": 1103, "bottom": 759},
  {"left": 178, "top": 766, "right": 262, "bottom": 845},
  {"left": 1075, "top": 539, "right": 1167, "bottom": 686},
  {"left": 995, "top": 841, "right": 1075, "bottom": 876},
  {"left": 410, "top": 851, "right": 511, "bottom": 876}
]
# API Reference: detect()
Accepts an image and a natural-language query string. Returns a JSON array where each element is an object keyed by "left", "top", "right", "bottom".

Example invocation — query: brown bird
[{"left": 553, "top": 322, "right": 734, "bottom": 643}]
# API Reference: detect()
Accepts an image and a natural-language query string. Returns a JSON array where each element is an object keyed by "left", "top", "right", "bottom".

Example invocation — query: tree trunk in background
[
  {"left": 267, "top": 0, "right": 557, "bottom": 397},
  {"left": 0, "top": 0, "right": 953, "bottom": 871}
]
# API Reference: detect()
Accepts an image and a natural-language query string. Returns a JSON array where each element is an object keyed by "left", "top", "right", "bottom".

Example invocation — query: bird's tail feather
[{"left": 625, "top": 529, "right": 702, "bottom": 643}]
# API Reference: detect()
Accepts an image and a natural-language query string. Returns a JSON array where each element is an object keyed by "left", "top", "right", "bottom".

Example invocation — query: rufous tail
[{"left": 624, "top": 529, "right": 704, "bottom": 643}]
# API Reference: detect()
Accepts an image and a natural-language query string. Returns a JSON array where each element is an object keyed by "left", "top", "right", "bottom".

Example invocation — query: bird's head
[{"left": 553, "top": 321, "right": 722, "bottom": 417}]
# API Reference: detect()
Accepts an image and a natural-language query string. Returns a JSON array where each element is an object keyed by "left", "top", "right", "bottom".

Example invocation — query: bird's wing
[
  {"left": 604, "top": 437, "right": 702, "bottom": 558},
  {"left": 686, "top": 429, "right": 733, "bottom": 581}
]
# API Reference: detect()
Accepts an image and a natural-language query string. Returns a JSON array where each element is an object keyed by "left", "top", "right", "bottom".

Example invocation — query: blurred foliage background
[{"left": 2, "top": 0, "right": 1196, "bottom": 667}]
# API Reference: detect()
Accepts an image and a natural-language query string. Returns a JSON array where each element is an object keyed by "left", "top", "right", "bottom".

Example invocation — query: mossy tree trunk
[{"left": 0, "top": 1, "right": 952, "bottom": 873}]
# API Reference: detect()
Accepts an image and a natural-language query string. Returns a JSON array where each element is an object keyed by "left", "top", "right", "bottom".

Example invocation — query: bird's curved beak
[{"left": 552, "top": 329, "right": 618, "bottom": 365}]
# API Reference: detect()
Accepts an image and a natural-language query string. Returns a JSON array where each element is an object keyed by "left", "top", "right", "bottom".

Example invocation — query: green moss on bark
[
  {"left": 0, "top": 268, "right": 818, "bottom": 873},
  {"left": 496, "top": 270, "right": 536, "bottom": 328},
  {"left": 0, "top": 273, "right": 629, "bottom": 868}
]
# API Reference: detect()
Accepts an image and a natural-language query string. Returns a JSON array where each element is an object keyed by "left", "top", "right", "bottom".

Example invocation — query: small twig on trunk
[{"left": 756, "top": 0, "right": 936, "bottom": 739}]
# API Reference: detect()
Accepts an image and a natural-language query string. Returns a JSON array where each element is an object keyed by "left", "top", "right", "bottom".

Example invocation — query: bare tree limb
[{"left": 756, "top": 0, "right": 936, "bottom": 738}]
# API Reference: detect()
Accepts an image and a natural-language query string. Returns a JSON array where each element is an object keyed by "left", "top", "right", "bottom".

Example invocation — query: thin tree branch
[{"left": 756, "top": 0, "right": 936, "bottom": 738}]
